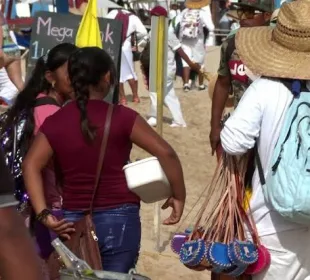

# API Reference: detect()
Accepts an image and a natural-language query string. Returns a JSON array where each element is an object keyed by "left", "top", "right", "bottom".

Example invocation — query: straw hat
[
  {"left": 236, "top": 0, "right": 310, "bottom": 80},
  {"left": 185, "top": 0, "right": 211, "bottom": 9},
  {"left": 271, "top": 8, "right": 280, "bottom": 22}
]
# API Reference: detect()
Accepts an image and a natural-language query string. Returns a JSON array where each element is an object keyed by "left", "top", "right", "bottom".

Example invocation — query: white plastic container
[{"left": 123, "top": 157, "right": 172, "bottom": 203}]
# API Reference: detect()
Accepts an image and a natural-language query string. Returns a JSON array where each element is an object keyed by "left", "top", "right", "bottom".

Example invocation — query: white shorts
[
  {"left": 181, "top": 43, "right": 205, "bottom": 67},
  {"left": 254, "top": 228, "right": 310, "bottom": 280}
]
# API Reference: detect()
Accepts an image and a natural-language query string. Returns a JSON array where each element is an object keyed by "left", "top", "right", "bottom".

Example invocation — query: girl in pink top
[{"left": 1, "top": 43, "right": 78, "bottom": 264}]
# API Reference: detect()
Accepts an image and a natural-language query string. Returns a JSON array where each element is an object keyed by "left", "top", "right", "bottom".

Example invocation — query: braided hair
[{"left": 68, "top": 47, "right": 117, "bottom": 142}]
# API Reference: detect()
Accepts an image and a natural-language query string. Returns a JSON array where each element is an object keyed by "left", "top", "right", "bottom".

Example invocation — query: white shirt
[
  {"left": 106, "top": 9, "right": 148, "bottom": 52},
  {"left": 167, "top": 23, "right": 181, "bottom": 78},
  {"left": 169, "top": 9, "right": 177, "bottom": 20},
  {"left": 175, "top": 6, "right": 215, "bottom": 58},
  {"left": 221, "top": 78, "right": 304, "bottom": 236},
  {"left": 147, "top": 23, "right": 181, "bottom": 78}
]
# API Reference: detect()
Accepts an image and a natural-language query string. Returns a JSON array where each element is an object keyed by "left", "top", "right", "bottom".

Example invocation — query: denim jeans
[{"left": 63, "top": 204, "right": 141, "bottom": 273}]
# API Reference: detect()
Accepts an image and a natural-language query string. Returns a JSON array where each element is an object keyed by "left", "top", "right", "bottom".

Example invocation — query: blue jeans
[{"left": 63, "top": 204, "right": 141, "bottom": 273}]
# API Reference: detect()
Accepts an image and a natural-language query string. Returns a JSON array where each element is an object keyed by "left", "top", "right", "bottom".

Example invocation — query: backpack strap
[
  {"left": 254, "top": 144, "right": 266, "bottom": 185},
  {"left": 115, "top": 10, "right": 132, "bottom": 45},
  {"left": 34, "top": 96, "right": 60, "bottom": 107}
]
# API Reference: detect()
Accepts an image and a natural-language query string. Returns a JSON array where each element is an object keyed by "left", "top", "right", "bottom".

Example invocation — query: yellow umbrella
[{"left": 75, "top": 0, "right": 102, "bottom": 48}]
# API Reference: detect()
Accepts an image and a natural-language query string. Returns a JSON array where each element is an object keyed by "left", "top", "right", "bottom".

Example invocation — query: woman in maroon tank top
[{"left": 23, "top": 47, "right": 186, "bottom": 273}]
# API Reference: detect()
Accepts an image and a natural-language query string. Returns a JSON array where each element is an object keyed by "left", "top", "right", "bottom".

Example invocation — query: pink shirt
[
  {"left": 34, "top": 93, "right": 61, "bottom": 208},
  {"left": 34, "top": 93, "right": 60, "bottom": 135}
]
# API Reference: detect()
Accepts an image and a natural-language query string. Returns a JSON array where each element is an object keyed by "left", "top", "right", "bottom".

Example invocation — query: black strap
[
  {"left": 254, "top": 144, "right": 266, "bottom": 185},
  {"left": 34, "top": 96, "right": 60, "bottom": 107}
]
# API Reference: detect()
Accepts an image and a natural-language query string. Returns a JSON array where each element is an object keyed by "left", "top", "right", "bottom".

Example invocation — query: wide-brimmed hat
[
  {"left": 236, "top": 0, "right": 310, "bottom": 80},
  {"left": 232, "top": 0, "right": 274, "bottom": 13},
  {"left": 271, "top": 8, "right": 280, "bottom": 22},
  {"left": 185, "top": 0, "right": 210, "bottom": 9}
]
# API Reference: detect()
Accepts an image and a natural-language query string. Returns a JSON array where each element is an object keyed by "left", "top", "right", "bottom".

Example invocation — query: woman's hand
[
  {"left": 161, "top": 197, "right": 185, "bottom": 225},
  {"left": 43, "top": 215, "right": 75, "bottom": 240}
]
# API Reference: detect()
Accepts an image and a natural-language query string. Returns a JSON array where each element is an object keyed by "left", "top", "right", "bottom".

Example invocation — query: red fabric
[
  {"left": 40, "top": 101, "right": 140, "bottom": 210},
  {"left": 150, "top": 6, "right": 168, "bottom": 17},
  {"left": 115, "top": 10, "right": 130, "bottom": 44},
  {"left": 228, "top": 60, "right": 249, "bottom": 84}
]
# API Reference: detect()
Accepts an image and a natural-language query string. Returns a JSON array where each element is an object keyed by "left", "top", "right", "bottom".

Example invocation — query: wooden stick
[{"left": 152, "top": 14, "right": 168, "bottom": 252}]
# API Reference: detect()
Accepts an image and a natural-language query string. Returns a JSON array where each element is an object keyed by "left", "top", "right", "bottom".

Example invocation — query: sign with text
[{"left": 28, "top": 11, "right": 122, "bottom": 103}]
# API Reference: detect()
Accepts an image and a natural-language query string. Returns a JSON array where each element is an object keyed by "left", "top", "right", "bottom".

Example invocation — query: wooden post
[{"left": 149, "top": 7, "right": 168, "bottom": 252}]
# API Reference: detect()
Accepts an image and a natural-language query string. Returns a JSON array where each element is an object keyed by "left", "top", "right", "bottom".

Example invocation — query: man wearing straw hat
[
  {"left": 221, "top": 1, "right": 310, "bottom": 278},
  {"left": 209, "top": 0, "right": 274, "bottom": 154}
]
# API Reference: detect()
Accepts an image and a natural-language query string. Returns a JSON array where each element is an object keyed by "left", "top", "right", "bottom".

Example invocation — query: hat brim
[
  {"left": 231, "top": 2, "right": 270, "bottom": 12},
  {"left": 236, "top": 27, "right": 310, "bottom": 80},
  {"left": 185, "top": 0, "right": 210, "bottom": 9}
]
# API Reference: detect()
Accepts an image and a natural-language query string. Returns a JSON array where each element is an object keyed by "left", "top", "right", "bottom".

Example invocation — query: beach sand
[{"left": 125, "top": 46, "right": 221, "bottom": 280}]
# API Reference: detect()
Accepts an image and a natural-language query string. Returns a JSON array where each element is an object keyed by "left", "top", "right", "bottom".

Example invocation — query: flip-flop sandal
[
  {"left": 133, "top": 97, "right": 140, "bottom": 103},
  {"left": 119, "top": 98, "right": 127, "bottom": 105}
]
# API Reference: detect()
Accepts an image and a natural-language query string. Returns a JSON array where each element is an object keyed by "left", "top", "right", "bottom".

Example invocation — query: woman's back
[{"left": 40, "top": 101, "right": 140, "bottom": 210}]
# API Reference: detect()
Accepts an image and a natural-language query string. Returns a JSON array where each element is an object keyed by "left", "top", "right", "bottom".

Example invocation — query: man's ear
[{"left": 44, "top": 71, "right": 54, "bottom": 85}]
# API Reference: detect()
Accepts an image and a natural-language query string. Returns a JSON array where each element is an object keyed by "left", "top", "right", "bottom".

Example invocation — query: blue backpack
[{"left": 264, "top": 91, "right": 310, "bottom": 225}]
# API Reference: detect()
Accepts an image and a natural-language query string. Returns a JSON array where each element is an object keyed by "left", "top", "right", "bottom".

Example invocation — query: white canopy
[
  {"left": 15, "top": 0, "right": 122, "bottom": 17},
  {"left": 17, "top": 0, "right": 121, "bottom": 8}
]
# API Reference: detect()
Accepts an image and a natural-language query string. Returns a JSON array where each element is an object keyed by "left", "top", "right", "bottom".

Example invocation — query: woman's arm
[
  {"left": 22, "top": 133, "right": 74, "bottom": 239},
  {"left": 22, "top": 133, "right": 52, "bottom": 215},
  {"left": 130, "top": 116, "right": 186, "bottom": 224}
]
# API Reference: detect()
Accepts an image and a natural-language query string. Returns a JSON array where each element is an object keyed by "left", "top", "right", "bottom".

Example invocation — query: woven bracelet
[{"left": 36, "top": 209, "right": 51, "bottom": 223}]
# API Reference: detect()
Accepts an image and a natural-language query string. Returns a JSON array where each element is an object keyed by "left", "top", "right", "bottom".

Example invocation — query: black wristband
[{"left": 36, "top": 209, "right": 51, "bottom": 223}]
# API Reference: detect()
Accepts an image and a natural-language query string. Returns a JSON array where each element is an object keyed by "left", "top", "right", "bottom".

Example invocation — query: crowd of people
[{"left": 0, "top": 0, "right": 309, "bottom": 280}]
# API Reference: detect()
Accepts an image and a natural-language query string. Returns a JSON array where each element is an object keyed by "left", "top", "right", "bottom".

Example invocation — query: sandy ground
[{"left": 124, "top": 46, "right": 221, "bottom": 280}]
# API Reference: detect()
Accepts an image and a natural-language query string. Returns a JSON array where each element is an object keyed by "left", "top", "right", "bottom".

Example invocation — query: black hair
[
  {"left": 67, "top": 47, "right": 117, "bottom": 142},
  {"left": 140, "top": 41, "right": 150, "bottom": 87},
  {"left": 2, "top": 43, "right": 78, "bottom": 152}
]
